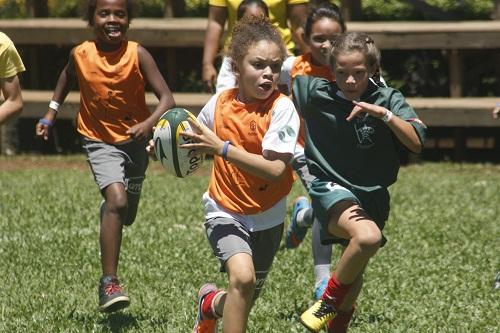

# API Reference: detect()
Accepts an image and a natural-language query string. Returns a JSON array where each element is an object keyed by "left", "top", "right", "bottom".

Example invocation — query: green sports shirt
[{"left": 293, "top": 75, "right": 427, "bottom": 192}]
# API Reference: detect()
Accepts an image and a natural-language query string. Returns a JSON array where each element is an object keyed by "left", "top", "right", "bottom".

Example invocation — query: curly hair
[
  {"left": 227, "top": 15, "right": 287, "bottom": 72},
  {"left": 84, "top": 0, "right": 135, "bottom": 26}
]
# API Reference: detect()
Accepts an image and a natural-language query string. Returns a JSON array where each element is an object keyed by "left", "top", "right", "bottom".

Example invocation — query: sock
[
  {"left": 321, "top": 273, "right": 352, "bottom": 309},
  {"left": 297, "top": 207, "right": 314, "bottom": 227},
  {"left": 327, "top": 306, "right": 355, "bottom": 333},
  {"left": 314, "top": 264, "right": 331, "bottom": 286},
  {"left": 201, "top": 290, "right": 224, "bottom": 319}
]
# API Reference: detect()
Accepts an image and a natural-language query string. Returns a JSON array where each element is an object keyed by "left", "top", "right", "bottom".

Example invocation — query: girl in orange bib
[{"left": 183, "top": 15, "right": 299, "bottom": 333}]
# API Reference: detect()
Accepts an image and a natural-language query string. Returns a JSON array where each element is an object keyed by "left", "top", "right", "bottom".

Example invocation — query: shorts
[
  {"left": 82, "top": 137, "right": 149, "bottom": 196},
  {"left": 309, "top": 179, "right": 390, "bottom": 247},
  {"left": 204, "top": 217, "right": 284, "bottom": 299}
]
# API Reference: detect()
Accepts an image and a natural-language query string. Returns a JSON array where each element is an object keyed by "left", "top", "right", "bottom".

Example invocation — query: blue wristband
[
  {"left": 222, "top": 141, "right": 231, "bottom": 161},
  {"left": 38, "top": 118, "right": 54, "bottom": 127}
]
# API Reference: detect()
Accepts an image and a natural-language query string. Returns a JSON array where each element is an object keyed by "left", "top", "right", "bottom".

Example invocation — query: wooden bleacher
[{"left": 1, "top": 18, "right": 499, "bottom": 158}]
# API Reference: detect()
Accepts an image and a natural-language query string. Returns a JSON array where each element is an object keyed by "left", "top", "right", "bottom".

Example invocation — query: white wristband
[
  {"left": 381, "top": 110, "right": 393, "bottom": 123},
  {"left": 49, "top": 100, "right": 60, "bottom": 112}
]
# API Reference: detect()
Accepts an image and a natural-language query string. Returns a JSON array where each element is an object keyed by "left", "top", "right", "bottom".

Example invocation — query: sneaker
[
  {"left": 313, "top": 278, "right": 329, "bottom": 300},
  {"left": 285, "top": 196, "right": 311, "bottom": 249},
  {"left": 300, "top": 299, "right": 337, "bottom": 333},
  {"left": 494, "top": 271, "right": 500, "bottom": 290},
  {"left": 192, "top": 283, "right": 219, "bottom": 333},
  {"left": 98, "top": 275, "right": 130, "bottom": 313}
]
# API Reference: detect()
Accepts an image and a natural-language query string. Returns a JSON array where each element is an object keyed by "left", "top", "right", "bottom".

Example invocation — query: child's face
[
  {"left": 306, "top": 18, "right": 343, "bottom": 67},
  {"left": 333, "top": 50, "right": 372, "bottom": 101},
  {"left": 235, "top": 40, "right": 283, "bottom": 103},
  {"left": 93, "top": 0, "right": 129, "bottom": 47}
]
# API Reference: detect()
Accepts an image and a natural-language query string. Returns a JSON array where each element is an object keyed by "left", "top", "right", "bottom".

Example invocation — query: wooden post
[
  {"left": 340, "top": 0, "right": 362, "bottom": 21},
  {"left": 494, "top": 0, "right": 500, "bottom": 20},
  {"left": 448, "top": 49, "right": 465, "bottom": 161},
  {"left": 163, "top": 0, "right": 185, "bottom": 90}
]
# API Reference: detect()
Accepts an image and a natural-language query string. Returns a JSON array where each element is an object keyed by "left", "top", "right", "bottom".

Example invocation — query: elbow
[
  {"left": 409, "top": 141, "right": 423, "bottom": 154},
  {"left": 264, "top": 165, "right": 288, "bottom": 182}
]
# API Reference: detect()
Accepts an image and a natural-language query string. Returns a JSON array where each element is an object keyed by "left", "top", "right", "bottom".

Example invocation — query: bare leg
[
  {"left": 327, "top": 201, "right": 381, "bottom": 284},
  {"left": 100, "top": 183, "right": 128, "bottom": 276},
  {"left": 217, "top": 253, "right": 256, "bottom": 333}
]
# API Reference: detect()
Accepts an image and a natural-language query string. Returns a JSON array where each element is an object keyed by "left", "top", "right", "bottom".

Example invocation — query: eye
[
  {"left": 271, "top": 63, "right": 282, "bottom": 73},
  {"left": 97, "top": 10, "right": 109, "bottom": 18},
  {"left": 115, "top": 11, "right": 127, "bottom": 18},
  {"left": 253, "top": 61, "right": 265, "bottom": 70}
]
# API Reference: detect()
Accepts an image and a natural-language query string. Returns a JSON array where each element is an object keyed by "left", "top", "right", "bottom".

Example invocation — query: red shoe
[{"left": 192, "top": 283, "right": 219, "bottom": 333}]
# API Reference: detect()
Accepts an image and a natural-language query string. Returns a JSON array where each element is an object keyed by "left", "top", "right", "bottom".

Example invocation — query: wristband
[
  {"left": 222, "top": 141, "right": 231, "bottom": 161},
  {"left": 49, "top": 100, "right": 60, "bottom": 112},
  {"left": 38, "top": 118, "right": 54, "bottom": 127},
  {"left": 381, "top": 110, "right": 393, "bottom": 123}
]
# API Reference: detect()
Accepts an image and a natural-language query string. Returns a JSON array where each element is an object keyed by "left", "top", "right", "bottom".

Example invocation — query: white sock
[
  {"left": 297, "top": 207, "right": 313, "bottom": 227},
  {"left": 314, "top": 264, "right": 331, "bottom": 286}
]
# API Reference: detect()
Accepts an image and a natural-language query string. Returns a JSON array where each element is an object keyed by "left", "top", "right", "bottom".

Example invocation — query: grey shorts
[
  {"left": 204, "top": 217, "right": 284, "bottom": 299},
  {"left": 309, "top": 179, "right": 390, "bottom": 247},
  {"left": 82, "top": 137, "right": 149, "bottom": 196}
]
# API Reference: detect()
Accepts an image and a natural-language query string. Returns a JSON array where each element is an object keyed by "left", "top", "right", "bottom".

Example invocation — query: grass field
[{"left": 0, "top": 155, "right": 498, "bottom": 332}]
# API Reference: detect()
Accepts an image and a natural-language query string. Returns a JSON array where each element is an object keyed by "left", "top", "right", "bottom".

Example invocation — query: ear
[{"left": 230, "top": 59, "right": 240, "bottom": 77}]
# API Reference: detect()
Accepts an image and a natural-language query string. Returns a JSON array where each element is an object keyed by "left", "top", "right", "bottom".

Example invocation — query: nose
[{"left": 263, "top": 65, "right": 273, "bottom": 78}]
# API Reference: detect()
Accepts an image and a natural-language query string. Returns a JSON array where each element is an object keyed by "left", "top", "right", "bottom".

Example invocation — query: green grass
[{"left": 0, "top": 156, "right": 498, "bottom": 332}]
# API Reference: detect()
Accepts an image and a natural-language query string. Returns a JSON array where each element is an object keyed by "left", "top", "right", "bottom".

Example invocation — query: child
[
  {"left": 36, "top": 0, "right": 175, "bottom": 313},
  {"left": 202, "top": 0, "right": 309, "bottom": 93},
  {"left": 279, "top": 4, "right": 347, "bottom": 306},
  {"left": 215, "top": 0, "right": 270, "bottom": 91},
  {"left": 294, "top": 32, "right": 426, "bottom": 332},
  {"left": 0, "top": 32, "right": 25, "bottom": 125},
  {"left": 183, "top": 15, "right": 299, "bottom": 333}
]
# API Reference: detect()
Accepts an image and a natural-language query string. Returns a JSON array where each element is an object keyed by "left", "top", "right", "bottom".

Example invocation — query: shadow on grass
[
  {"left": 68, "top": 310, "right": 171, "bottom": 332},
  {"left": 97, "top": 312, "right": 139, "bottom": 332}
]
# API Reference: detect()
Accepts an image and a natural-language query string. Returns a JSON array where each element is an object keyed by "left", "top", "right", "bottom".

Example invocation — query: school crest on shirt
[{"left": 354, "top": 115, "right": 375, "bottom": 149}]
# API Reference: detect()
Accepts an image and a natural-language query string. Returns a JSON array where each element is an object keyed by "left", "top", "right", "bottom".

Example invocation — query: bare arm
[
  {"left": 348, "top": 101, "right": 423, "bottom": 153},
  {"left": 35, "top": 48, "right": 77, "bottom": 140},
  {"left": 181, "top": 119, "right": 291, "bottom": 181},
  {"left": 127, "top": 45, "right": 176, "bottom": 140},
  {"left": 288, "top": 3, "right": 309, "bottom": 54},
  {"left": 202, "top": 5, "right": 227, "bottom": 93},
  {"left": 0, "top": 74, "right": 23, "bottom": 125}
]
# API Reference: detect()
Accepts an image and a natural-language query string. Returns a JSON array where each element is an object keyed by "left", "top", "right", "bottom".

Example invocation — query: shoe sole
[
  {"left": 99, "top": 295, "right": 130, "bottom": 313},
  {"left": 299, "top": 317, "right": 321, "bottom": 333}
]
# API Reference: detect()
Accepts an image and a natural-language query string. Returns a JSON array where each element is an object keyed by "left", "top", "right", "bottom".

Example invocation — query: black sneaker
[{"left": 98, "top": 275, "right": 130, "bottom": 313}]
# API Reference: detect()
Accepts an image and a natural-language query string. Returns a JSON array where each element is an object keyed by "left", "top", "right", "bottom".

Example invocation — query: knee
[
  {"left": 353, "top": 228, "right": 382, "bottom": 256},
  {"left": 105, "top": 193, "right": 128, "bottom": 216},
  {"left": 229, "top": 268, "right": 256, "bottom": 296}
]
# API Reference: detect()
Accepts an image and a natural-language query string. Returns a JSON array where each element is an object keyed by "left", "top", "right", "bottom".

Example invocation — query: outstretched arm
[
  {"left": 0, "top": 74, "right": 23, "bottom": 125},
  {"left": 181, "top": 118, "right": 291, "bottom": 181},
  {"left": 36, "top": 48, "right": 77, "bottom": 141},
  {"left": 127, "top": 45, "right": 176, "bottom": 140},
  {"left": 202, "top": 5, "right": 227, "bottom": 93},
  {"left": 348, "top": 101, "right": 423, "bottom": 153}
]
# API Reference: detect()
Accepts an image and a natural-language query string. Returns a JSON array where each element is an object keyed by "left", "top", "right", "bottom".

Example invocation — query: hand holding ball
[{"left": 153, "top": 108, "right": 204, "bottom": 177}]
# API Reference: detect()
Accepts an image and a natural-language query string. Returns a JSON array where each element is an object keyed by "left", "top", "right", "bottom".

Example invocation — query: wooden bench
[{"left": 19, "top": 90, "right": 499, "bottom": 128}]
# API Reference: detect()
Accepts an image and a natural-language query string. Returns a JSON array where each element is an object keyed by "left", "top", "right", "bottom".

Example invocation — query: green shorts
[{"left": 309, "top": 179, "right": 390, "bottom": 247}]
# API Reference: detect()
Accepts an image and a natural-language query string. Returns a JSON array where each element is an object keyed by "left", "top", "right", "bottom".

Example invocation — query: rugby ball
[{"left": 153, "top": 108, "right": 204, "bottom": 178}]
